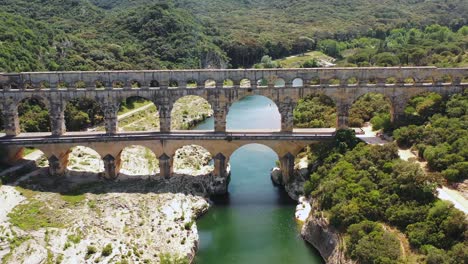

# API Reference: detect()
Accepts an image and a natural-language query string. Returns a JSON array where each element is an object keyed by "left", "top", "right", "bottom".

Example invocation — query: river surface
[{"left": 193, "top": 96, "right": 323, "bottom": 263}]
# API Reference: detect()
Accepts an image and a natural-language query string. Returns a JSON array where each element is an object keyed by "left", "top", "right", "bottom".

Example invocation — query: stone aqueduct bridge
[{"left": 0, "top": 67, "right": 466, "bottom": 185}]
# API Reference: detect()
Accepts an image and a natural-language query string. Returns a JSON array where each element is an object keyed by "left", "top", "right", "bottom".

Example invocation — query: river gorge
[{"left": 193, "top": 95, "right": 323, "bottom": 263}]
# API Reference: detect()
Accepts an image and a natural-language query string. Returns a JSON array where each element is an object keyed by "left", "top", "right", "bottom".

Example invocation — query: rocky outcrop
[{"left": 301, "top": 212, "right": 352, "bottom": 264}]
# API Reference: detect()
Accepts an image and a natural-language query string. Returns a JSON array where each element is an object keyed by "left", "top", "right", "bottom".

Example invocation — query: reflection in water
[{"left": 194, "top": 96, "right": 323, "bottom": 263}]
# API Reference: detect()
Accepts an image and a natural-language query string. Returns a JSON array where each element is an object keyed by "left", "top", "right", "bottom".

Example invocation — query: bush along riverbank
[{"left": 295, "top": 130, "right": 467, "bottom": 263}]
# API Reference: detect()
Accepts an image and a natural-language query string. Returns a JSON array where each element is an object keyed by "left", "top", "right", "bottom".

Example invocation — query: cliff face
[{"left": 301, "top": 213, "right": 353, "bottom": 264}]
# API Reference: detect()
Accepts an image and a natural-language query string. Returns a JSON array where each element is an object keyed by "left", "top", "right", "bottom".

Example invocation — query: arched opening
[
  {"left": 131, "top": 80, "right": 141, "bottom": 89},
  {"left": 118, "top": 145, "right": 158, "bottom": 179},
  {"left": 205, "top": 79, "right": 216, "bottom": 88},
  {"left": 349, "top": 93, "right": 392, "bottom": 131},
  {"left": 403, "top": 92, "right": 445, "bottom": 125},
  {"left": 118, "top": 96, "right": 159, "bottom": 132},
  {"left": 226, "top": 95, "right": 281, "bottom": 131},
  {"left": 347, "top": 77, "right": 358, "bottom": 86},
  {"left": 58, "top": 81, "right": 69, "bottom": 89},
  {"left": 75, "top": 81, "right": 86, "bottom": 89},
  {"left": 274, "top": 78, "right": 286, "bottom": 88},
  {"left": 228, "top": 143, "right": 285, "bottom": 201},
  {"left": 66, "top": 146, "right": 104, "bottom": 175},
  {"left": 257, "top": 78, "right": 268, "bottom": 88},
  {"left": 366, "top": 78, "right": 377, "bottom": 86},
  {"left": 173, "top": 145, "right": 213, "bottom": 176},
  {"left": 310, "top": 77, "right": 320, "bottom": 86},
  {"left": 462, "top": 76, "right": 468, "bottom": 84},
  {"left": 150, "top": 80, "right": 160, "bottom": 88},
  {"left": 439, "top": 74, "right": 452, "bottom": 85},
  {"left": 95, "top": 81, "right": 105, "bottom": 89},
  {"left": 39, "top": 81, "right": 50, "bottom": 89},
  {"left": 328, "top": 78, "right": 340, "bottom": 86},
  {"left": 18, "top": 97, "right": 50, "bottom": 133},
  {"left": 113, "top": 80, "right": 124, "bottom": 89},
  {"left": 223, "top": 79, "right": 234, "bottom": 88},
  {"left": 171, "top": 96, "right": 213, "bottom": 130},
  {"left": 169, "top": 80, "right": 178, "bottom": 88},
  {"left": 292, "top": 78, "right": 304, "bottom": 87},
  {"left": 240, "top": 79, "right": 251, "bottom": 88},
  {"left": 404, "top": 77, "right": 415, "bottom": 86},
  {"left": 24, "top": 81, "right": 34, "bottom": 90},
  {"left": 294, "top": 94, "right": 337, "bottom": 128},
  {"left": 65, "top": 98, "right": 104, "bottom": 132},
  {"left": 187, "top": 80, "right": 198, "bottom": 88},
  {"left": 385, "top": 77, "right": 397, "bottom": 85}
]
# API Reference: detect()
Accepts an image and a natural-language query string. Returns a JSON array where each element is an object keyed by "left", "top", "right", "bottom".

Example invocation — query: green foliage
[
  {"left": 293, "top": 94, "right": 336, "bottom": 128},
  {"left": 18, "top": 98, "right": 50, "bottom": 132},
  {"left": 101, "top": 243, "right": 113, "bottom": 256},
  {"left": 159, "top": 253, "right": 189, "bottom": 264},
  {"left": 346, "top": 221, "right": 401, "bottom": 264},
  {"left": 65, "top": 98, "right": 103, "bottom": 131},
  {"left": 8, "top": 199, "right": 64, "bottom": 230},
  {"left": 349, "top": 93, "right": 391, "bottom": 128},
  {"left": 393, "top": 92, "right": 468, "bottom": 182}
]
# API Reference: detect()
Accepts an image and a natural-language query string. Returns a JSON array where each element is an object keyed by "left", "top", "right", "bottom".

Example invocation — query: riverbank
[{"left": 0, "top": 177, "right": 210, "bottom": 263}]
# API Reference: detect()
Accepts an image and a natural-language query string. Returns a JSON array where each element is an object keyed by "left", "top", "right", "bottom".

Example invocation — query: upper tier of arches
[{"left": 1, "top": 67, "right": 466, "bottom": 90}]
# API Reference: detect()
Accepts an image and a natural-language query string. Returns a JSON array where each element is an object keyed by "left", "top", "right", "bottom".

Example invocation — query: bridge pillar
[
  {"left": 214, "top": 104, "right": 227, "bottom": 132},
  {"left": 278, "top": 102, "right": 294, "bottom": 132},
  {"left": 103, "top": 102, "right": 119, "bottom": 134},
  {"left": 336, "top": 102, "right": 350, "bottom": 129},
  {"left": 50, "top": 100, "right": 66, "bottom": 136},
  {"left": 279, "top": 152, "right": 295, "bottom": 183},
  {"left": 213, "top": 153, "right": 228, "bottom": 178},
  {"left": 0, "top": 146, "right": 24, "bottom": 166},
  {"left": 48, "top": 154, "right": 68, "bottom": 177},
  {"left": 159, "top": 153, "right": 173, "bottom": 178},
  {"left": 391, "top": 98, "right": 408, "bottom": 125},
  {"left": 2, "top": 101, "right": 20, "bottom": 136},
  {"left": 103, "top": 154, "right": 120, "bottom": 180},
  {"left": 158, "top": 105, "right": 172, "bottom": 133}
]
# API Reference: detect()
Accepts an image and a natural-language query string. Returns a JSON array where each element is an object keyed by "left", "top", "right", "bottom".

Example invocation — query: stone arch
[
  {"left": 437, "top": 74, "right": 453, "bottom": 85},
  {"left": 23, "top": 81, "right": 34, "bottom": 90},
  {"left": 404, "top": 77, "right": 416, "bottom": 86},
  {"left": 274, "top": 78, "right": 286, "bottom": 88},
  {"left": 226, "top": 95, "right": 281, "bottom": 131},
  {"left": 95, "top": 80, "right": 106, "bottom": 89},
  {"left": 117, "top": 145, "right": 159, "bottom": 179},
  {"left": 64, "top": 97, "right": 104, "bottom": 132},
  {"left": 347, "top": 77, "right": 359, "bottom": 86},
  {"left": 462, "top": 76, "right": 468, "bottom": 84},
  {"left": 349, "top": 92, "right": 393, "bottom": 129},
  {"left": 173, "top": 144, "right": 214, "bottom": 176},
  {"left": 204, "top": 79, "right": 216, "bottom": 88},
  {"left": 186, "top": 79, "right": 198, "bottom": 88},
  {"left": 75, "top": 80, "right": 87, "bottom": 89},
  {"left": 39, "top": 81, "right": 50, "bottom": 89},
  {"left": 240, "top": 78, "right": 251, "bottom": 88},
  {"left": 118, "top": 96, "right": 159, "bottom": 132},
  {"left": 130, "top": 80, "right": 142, "bottom": 89},
  {"left": 150, "top": 80, "right": 160, "bottom": 88},
  {"left": 65, "top": 146, "right": 105, "bottom": 175},
  {"left": 385, "top": 77, "right": 397, "bottom": 85},
  {"left": 170, "top": 95, "right": 213, "bottom": 131},
  {"left": 257, "top": 77, "right": 268, "bottom": 88},
  {"left": 169, "top": 79, "right": 179, "bottom": 88},
  {"left": 223, "top": 79, "right": 234, "bottom": 88},
  {"left": 112, "top": 80, "right": 125, "bottom": 88},
  {"left": 293, "top": 93, "right": 337, "bottom": 129},
  {"left": 17, "top": 96, "right": 51, "bottom": 133},
  {"left": 309, "top": 76, "right": 320, "bottom": 86},
  {"left": 292, "top": 78, "right": 304, "bottom": 87}
]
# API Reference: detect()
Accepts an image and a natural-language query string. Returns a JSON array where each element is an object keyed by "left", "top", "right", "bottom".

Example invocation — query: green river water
[{"left": 193, "top": 96, "right": 323, "bottom": 264}]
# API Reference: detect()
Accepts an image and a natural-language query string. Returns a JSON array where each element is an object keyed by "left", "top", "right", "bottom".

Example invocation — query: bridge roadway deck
[{"left": 0, "top": 128, "right": 336, "bottom": 146}]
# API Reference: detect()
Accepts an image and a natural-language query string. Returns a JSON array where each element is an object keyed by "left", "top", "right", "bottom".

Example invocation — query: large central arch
[{"left": 226, "top": 95, "right": 281, "bottom": 131}]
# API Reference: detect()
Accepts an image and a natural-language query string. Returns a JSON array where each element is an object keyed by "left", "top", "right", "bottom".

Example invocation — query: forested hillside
[{"left": 0, "top": 0, "right": 467, "bottom": 70}]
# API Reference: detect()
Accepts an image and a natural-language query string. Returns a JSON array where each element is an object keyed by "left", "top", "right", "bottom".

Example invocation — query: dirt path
[
  {"left": 358, "top": 125, "right": 468, "bottom": 214},
  {"left": 117, "top": 103, "right": 154, "bottom": 121}
]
